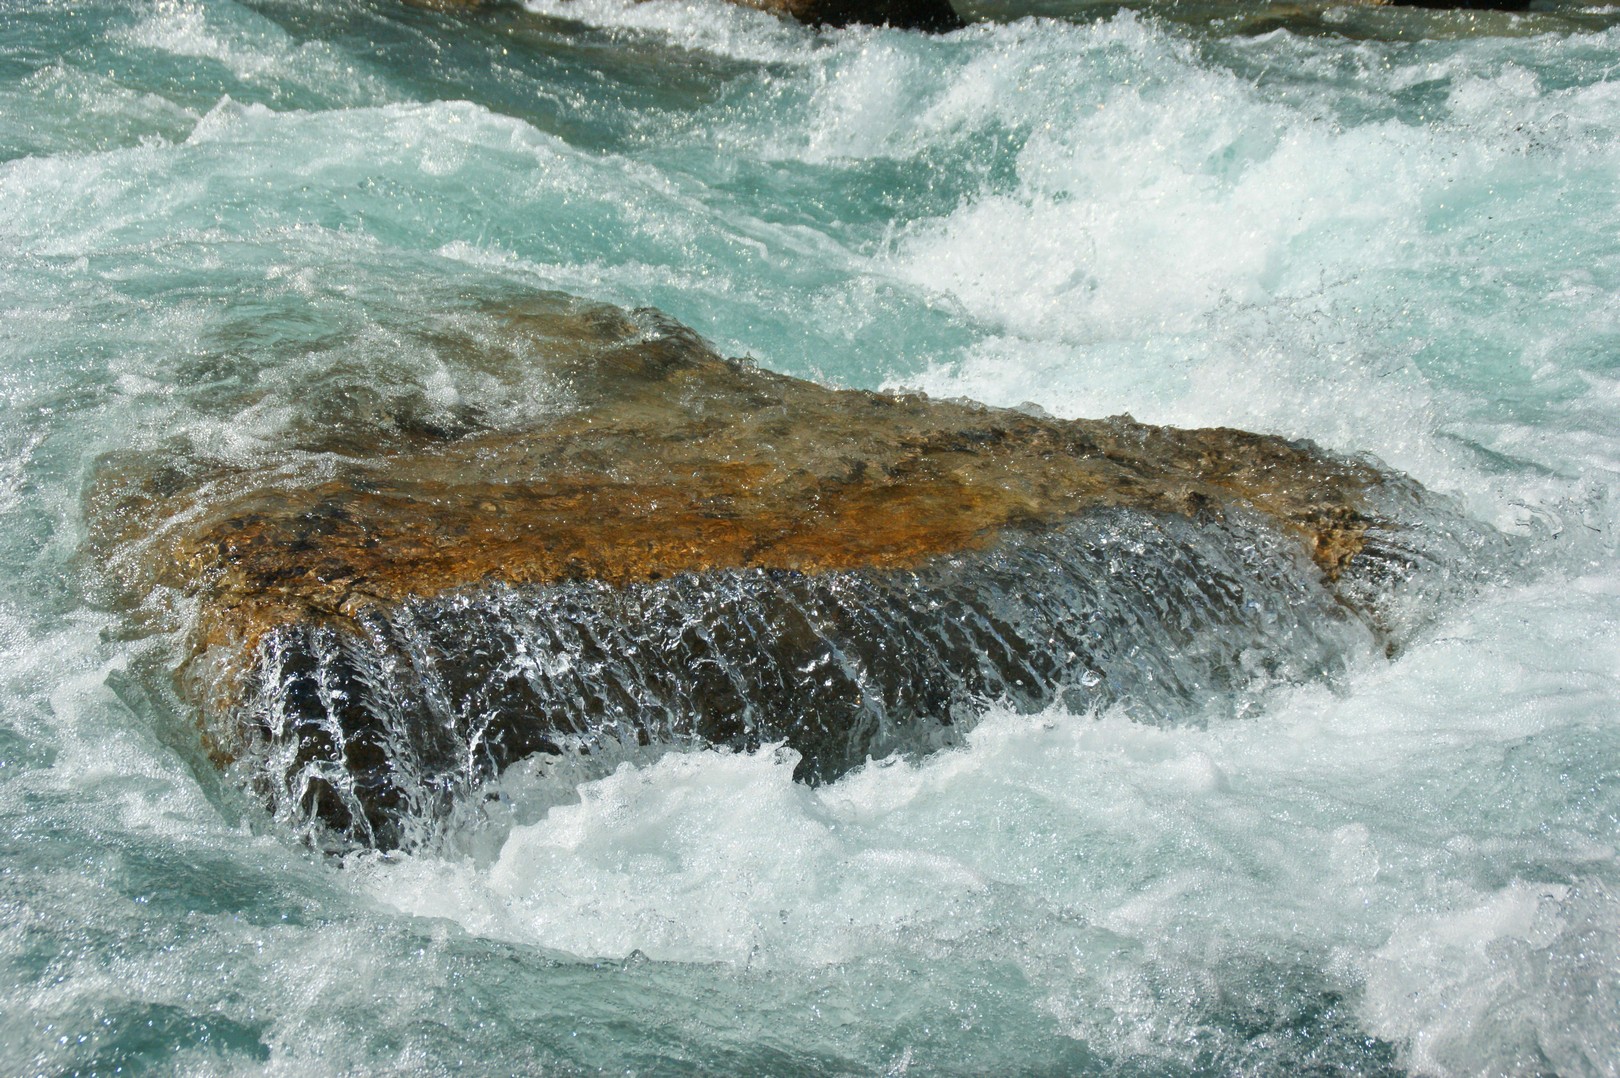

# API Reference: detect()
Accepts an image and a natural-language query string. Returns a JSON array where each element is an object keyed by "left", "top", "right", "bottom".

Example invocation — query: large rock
[{"left": 89, "top": 293, "right": 1498, "bottom": 849}]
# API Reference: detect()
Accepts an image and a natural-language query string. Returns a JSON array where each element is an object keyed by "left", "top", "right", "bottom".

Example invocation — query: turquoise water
[{"left": 4, "top": 0, "right": 1620, "bottom": 1072}]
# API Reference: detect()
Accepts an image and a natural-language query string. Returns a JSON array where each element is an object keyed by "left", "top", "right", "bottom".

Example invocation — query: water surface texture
[{"left": 3, "top": 0, "right": 1619, "bottom": 1073}]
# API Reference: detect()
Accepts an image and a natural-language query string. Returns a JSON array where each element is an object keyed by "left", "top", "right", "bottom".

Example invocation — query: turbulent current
[{"left": 4, "top": 0, "right": 1620, "bottom": 1074}]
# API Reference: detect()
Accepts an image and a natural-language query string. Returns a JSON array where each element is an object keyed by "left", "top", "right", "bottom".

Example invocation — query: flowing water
[{"left": 3, "top": 0, "right": 1620, "bottom": 1073}]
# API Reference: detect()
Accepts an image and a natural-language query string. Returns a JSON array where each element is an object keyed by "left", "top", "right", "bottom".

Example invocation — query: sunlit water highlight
[{"left": 2, "top": 0, "right": 1618, "bottom": 1073}]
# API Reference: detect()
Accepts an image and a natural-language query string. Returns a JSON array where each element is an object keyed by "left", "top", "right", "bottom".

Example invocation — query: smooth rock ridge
[{"left": 88, "top": 293, "right": 1502, "bottom": 849}]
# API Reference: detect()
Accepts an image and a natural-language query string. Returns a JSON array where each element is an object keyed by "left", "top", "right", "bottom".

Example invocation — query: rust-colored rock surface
[{"left": 93, "top": 295, "right": 1381, "bottom": 666}]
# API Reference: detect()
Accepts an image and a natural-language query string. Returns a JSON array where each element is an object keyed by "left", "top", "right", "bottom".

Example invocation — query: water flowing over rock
[{"left": 88, "top": 293, "right": 1501, "bottom": 850}]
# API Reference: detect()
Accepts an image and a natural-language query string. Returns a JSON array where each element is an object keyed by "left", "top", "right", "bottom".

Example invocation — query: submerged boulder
[{"left": 89, "top": 293, "right": 1498, "bottom": 849}]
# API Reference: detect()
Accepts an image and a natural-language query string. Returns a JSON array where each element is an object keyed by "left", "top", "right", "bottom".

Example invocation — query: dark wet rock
[
  {"left": 734, "top": 0, "right": 965, "bottom": 30},
  {"left": 88, "top": 293, "right": 1501, "bottom": 850},
  {"left": 954, "top": 1, "right": 1562, "bottom": 38},
  {"left": 1383, "top": 0, "right": 1530, "bottom": 9},
  {"left": 407, "top": 0, "right": 964, "bottom": 31}
]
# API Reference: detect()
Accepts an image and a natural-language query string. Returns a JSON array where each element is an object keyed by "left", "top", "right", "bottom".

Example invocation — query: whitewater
[{"left": 2, "top": 0, "right": 1619, "bottom": 1072}]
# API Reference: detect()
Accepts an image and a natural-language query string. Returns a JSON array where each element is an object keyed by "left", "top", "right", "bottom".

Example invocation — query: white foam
[
  {"left": 853, "top": 17, "right": 1620, "bottom": 543},
  {"left": 347, "top": 567, "right": 1620, "bottom": 1070},
  {"left": 520, "top": 0, "right": 815, "bottom": 64},
  {"left": 1360, "top": 881, "right": 1620, "bottom": 1078}
]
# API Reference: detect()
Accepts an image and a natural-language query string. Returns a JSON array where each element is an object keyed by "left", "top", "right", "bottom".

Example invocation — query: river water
[{"left": 3, "top": 0, "right": 1619, "bottom": 1073}]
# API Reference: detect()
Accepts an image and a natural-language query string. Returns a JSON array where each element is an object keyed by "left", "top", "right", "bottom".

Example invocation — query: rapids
[{"left": 2, "top": 0, "right": 1618, "bottom": 1073}]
